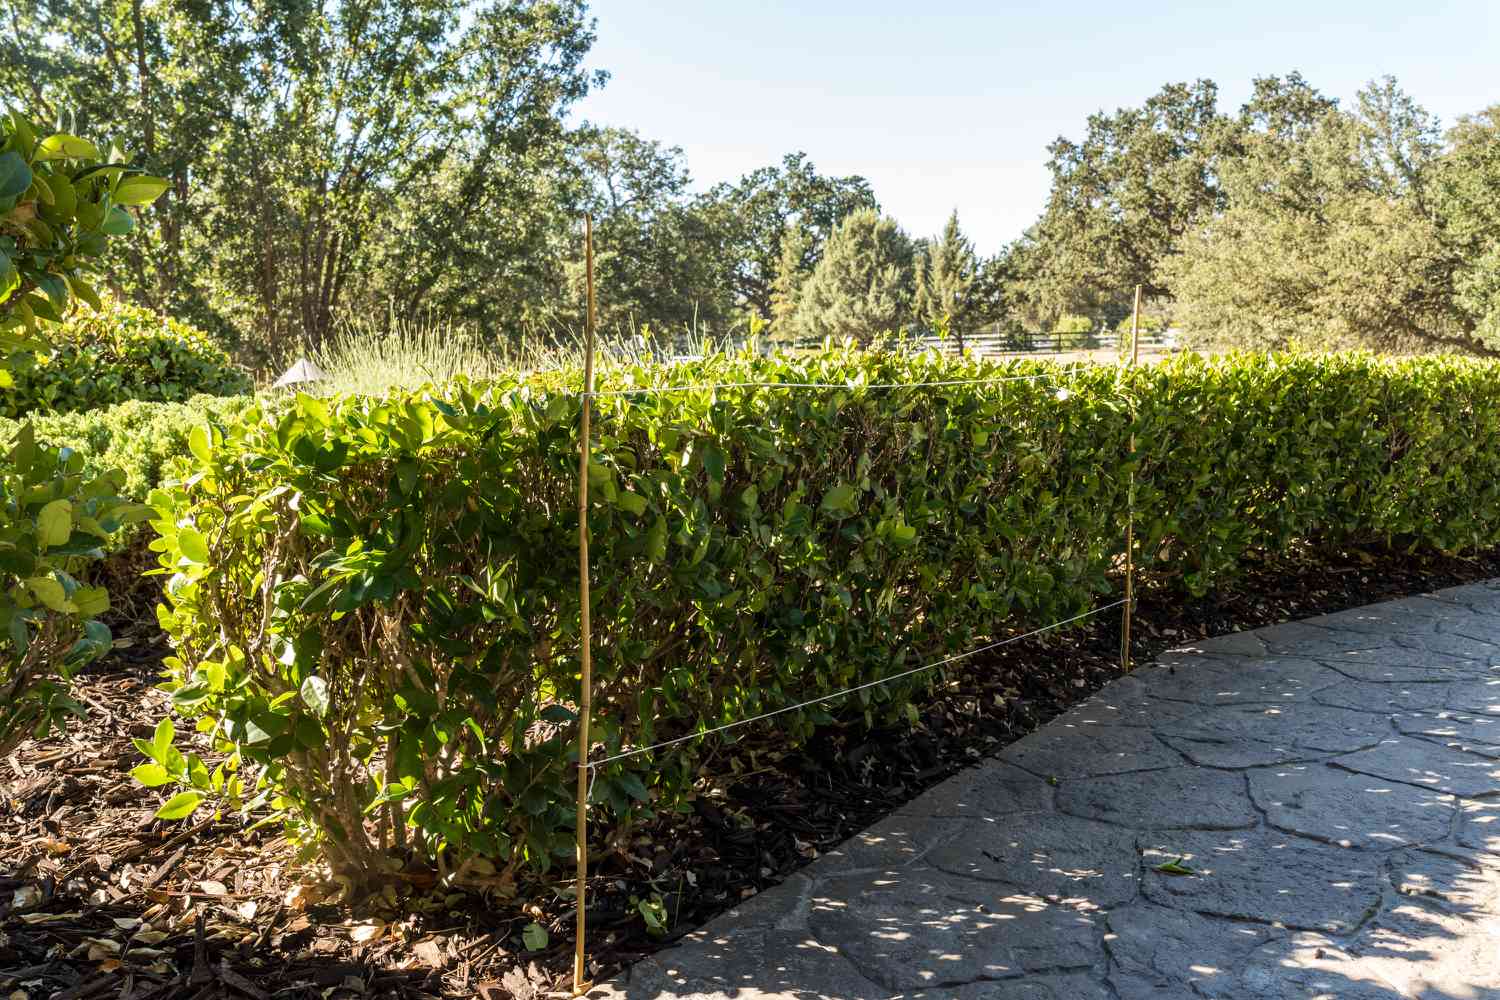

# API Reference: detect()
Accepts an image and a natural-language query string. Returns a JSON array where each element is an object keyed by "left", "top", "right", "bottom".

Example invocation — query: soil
[{"left": 4, "top": 544, "right": 1498, "bottom": 1000}]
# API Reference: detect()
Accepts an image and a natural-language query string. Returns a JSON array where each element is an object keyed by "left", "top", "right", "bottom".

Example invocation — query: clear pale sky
[{"left": 573, "top": 1, "right": 1499, "bottom": 256}]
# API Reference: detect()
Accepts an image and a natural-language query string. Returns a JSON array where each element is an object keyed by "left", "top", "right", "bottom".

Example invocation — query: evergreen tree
[
  {"left": 788, "top": 209, "right": 915, "bottom": 345},
  {"left": 769, "top": 224, "right": 813, "bottom": 340},
  {"left": 915, "top": 210, "right": 979, "bottom": 348}
]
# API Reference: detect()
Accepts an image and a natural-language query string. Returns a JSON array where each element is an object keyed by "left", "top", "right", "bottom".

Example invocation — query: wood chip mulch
[{"left": 5, "top": 544, "right": 1499, "bottom": 999}]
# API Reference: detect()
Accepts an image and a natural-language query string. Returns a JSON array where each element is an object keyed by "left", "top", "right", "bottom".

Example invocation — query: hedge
[
  {"left": 142, "top": 350, "right": 1500, "bottom": 880},
  {"left": 2, "top": 298, "right": 252, "bottom": 418}
]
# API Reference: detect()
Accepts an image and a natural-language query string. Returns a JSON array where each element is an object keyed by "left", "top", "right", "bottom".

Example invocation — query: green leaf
[
  {"left": 521, "top": 922, "right": 548, "bottom": 952},
  {"left": 615, "top": 491, "right": 648, "bottom": 516},
  {"left": 177, "top": 528, "right": 210, "bottom": 564},
  {"left": 0, "top": 151, "right": 31, "bottom": 200},
  {"left": 113, "top": 174, "right": 170, "bottom": 206},
  {"left": 35, "top": 133, "right": 101, "bottom": 161},
  {"left": 26, "top": 575, "right": 71, "bottom": 612},
  {"left": 72, "top": 585, "right": 109, "bottom": 617},
  {"left": 819, "top": 483, "right": 857, "bottom": 514},
  {"left": 37, "top": 499, "right": 71, "bottom": 548},
  {"left": 153, "top": 717, "right": 175, "bottom": 758},
  {"left": 155, "top": 790, "right": 204, "bottom": 821},
  {"left": 100, "top": 205, "right": 135, "bottom": 236},
  {"left": 188, "top": 425, "right": 212, "bottom": 463},
  {"left": 131, "top": 763, "right": 173, "bottom": 787},
  {"left": 300, "top": 675, "right": 330, "bottom": 718}
]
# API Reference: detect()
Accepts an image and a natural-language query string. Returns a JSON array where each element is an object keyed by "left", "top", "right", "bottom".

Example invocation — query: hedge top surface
[{"left": 1, "top": 296, "right": 252, "bottom": 418}]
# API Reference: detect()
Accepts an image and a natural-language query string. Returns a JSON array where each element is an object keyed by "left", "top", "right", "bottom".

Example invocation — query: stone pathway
[{"left": 597, "top": 583, "right": 1500, "bottom": 999}]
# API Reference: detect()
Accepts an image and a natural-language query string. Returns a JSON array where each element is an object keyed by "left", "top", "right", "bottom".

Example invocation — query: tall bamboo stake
[
  {"left": 1121, "top": 284, "right": 1142, "bottom": 672},
  {"left": 573, "top": 215, "right": 597, "bottom": 996}
]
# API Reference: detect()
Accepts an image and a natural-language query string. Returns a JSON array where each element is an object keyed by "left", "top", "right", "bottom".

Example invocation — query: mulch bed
[{"left": 4, "top": 545, "right": 1498, "bottom": 999}]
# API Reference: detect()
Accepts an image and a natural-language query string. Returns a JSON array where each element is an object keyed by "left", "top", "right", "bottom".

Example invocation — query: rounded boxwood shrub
[{"left": 2, "top": 297, "right": 252, "bottom": 418}]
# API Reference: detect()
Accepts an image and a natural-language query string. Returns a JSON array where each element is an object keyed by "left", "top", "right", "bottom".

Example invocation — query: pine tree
[
  {"left": 914, "top": 210, "right": 979, "bottom": 349},
  {"left": 769, "top": 224, "right": 813, "bottom": 341},
  {"left": 788, "top": 209, "right": 915, "bottom": 345}
]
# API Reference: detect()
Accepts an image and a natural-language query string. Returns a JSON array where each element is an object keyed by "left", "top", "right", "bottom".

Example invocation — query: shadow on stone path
[{"left": 596, "top": 582, "right": 1500, "bottom": 999}]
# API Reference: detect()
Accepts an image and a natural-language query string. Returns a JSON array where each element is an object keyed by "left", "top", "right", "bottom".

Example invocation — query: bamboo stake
[
  {"left": 573, "top": 215, "right": 597, "bottom": 997},
  {"left": 1121, "top": 284, "right": 1141, "bottom": 672}
]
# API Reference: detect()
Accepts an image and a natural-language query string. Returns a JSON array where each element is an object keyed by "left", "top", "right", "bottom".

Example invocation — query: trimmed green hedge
[
  {"left": 142, "top": 350, "right": 1500, "bottom": 879},
  {"left": 2, "top": 298, "right": 252, "bottom": 418},
  {"left": 0, "top": 395, "right": 257, "bottom": 500}
]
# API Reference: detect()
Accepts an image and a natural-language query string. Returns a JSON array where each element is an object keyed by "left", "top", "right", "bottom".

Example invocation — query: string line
[
  {"left": 586, "top": 598, "right": 1127, "bottom": 769},
  {"left": 583, "top": 367, "right": 1084, "bottom": 399}
]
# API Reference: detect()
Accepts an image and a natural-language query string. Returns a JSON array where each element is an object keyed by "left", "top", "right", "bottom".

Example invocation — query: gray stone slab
[
  {"left": 597, "top": 927, "right": 888, "bottom": 1000},
  {"left": 1160, "top": 702, "right": 1390, "bottom": 768},
  {"left": 892, "top": 761, "right": 1053, "bottom": 820},
  {"left": 1164, "top": 628, "right": 1268, "bottom": 657},
  {"left": 1458, "top": 799, "right": 1500, "bottom": 855},
  {"left": 805, "top": 867, "right": 1103, "bottom": 992},
  {"left": 1057, "top": 766, "right": 1257, "bottom": 831},
  {"left": 1050, "top": 675, "right": 1203, "bottom": 729},
  {"left": 1139, "top": 830, "right": 1383, "bottom": 933},
  {"left": 1391, "top": 630, "right": 1500, "bottom": 664},
  {"left": 1312, "top": 647, "right": 1470, "bottom": 684},
  {"left": 1104, "top": 903, "right": 1282, "bottom": 1000},
  {"left": 1253, "top": 621, "right": 1390, "bottom": 657},
  {"left": 1131, "top": 656, "right": 1341, "bottom": 706},
  {"left": 1388, "top": 847, "right": 1498, "bottom": 914},
  {"left": 926, "top": 813, "right": 1140, "bottom": 907},
  {"left": 999, "top": 720, "right": 1181, "bottom": 780},
  {"left": 1233, "top": 931, "right": 1415, "bottom": 1000},
  {"left": 1314, "top": 677, "right": 1453, "bottom": 713},
  {"left": 1248, "top": 763, "right": 1454, "bottom": 850},
  {"left": 1445, "top": 675, "right": 1500, "bottom": 716},
  {"left": 1395, "top": 709, "right": 1500, "bottom": 748},
  {"left": 1301, "top": 605, "right": 1448, "bottom": 635},
  {"left": 1334, "top": 737, "right": 1500, "bottom": 797},
  {"left": 899, "top": 976, "right": 1113, "bottom": 1000}
]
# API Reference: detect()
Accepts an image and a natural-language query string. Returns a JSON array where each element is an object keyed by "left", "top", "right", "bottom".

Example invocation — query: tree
[
  {"left": 1023, "top": 80, "right": 1228, "bottom": 323},
  {"left": 787, "top": 209, "right": 915, "bottom": 345},
  {"left": 1165, "top": 80, "right": 1482, "bottom": 353},
  {"left": 0, "top": 0, "right": 253, "bottom": 316},
  {"left": 1433, "top": 106, "right": 1500, "bottom": 347},
  {"left": 556, "top": 127, "right": 733, "bottom": 338},
  {"left": 768, "top": 223, "right": 811, "bottom": 339},
  {"left": 4, "top": 0, "right": 601, "bottom": 354},
  {"left": 914, "top": 211, "right": 979, "bottom": 348},
  {"left": 700, "top": 153, "right": 878, "bottom": 319}
]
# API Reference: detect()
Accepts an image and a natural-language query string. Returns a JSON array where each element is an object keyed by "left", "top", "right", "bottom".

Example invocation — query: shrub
[
  {"left": 0, "top": 113, "right": 167, "bottom": 754},
  {"left": 141, "top": 349, "right": 1500, "bottom": 881},
  {"left": 2, "top": 297, "right": 252, "bottom": 418},
  {"left": 0, "top": 394, "right": 257, "bottom": 500}
]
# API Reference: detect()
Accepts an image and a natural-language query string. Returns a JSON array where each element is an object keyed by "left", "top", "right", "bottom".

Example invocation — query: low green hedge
[
  {"left": 0, "top": 395, "right": 257, "bottom": 500},
  {"left": 2, "top": 298, "right": 253, "bottom": 418},
  {"left": 141, "top": 350, "right": 1500, "bottom": 880}
]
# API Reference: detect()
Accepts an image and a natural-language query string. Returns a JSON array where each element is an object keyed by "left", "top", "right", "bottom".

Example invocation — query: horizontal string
[
  {"left": 583, "top": 367, "right": 1087, "bottom": 399},
  {"left": 585, "top": 597, "right": 1128, "bottom": 769}
]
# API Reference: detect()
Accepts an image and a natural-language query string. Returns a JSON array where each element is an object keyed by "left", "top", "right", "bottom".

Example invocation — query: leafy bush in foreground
[
  {"left": 2, "top": 297, "right": 252, "bottom": 418},
  {"left": 1, "top": 113, "right": 166, "bottom": 753},
  {"left": 143, "top": 350, "right": 1500, "bottom": 880}
]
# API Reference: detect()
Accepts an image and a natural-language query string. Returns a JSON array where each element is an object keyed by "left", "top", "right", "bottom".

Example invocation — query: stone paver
[{"left": 597, "top": 585, "right": 1500, "bottom": 999}]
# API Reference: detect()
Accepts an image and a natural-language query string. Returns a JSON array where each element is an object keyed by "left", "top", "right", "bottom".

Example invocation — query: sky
[{"left": 573, "top": 1, "right": 1499, "bottom": 256}]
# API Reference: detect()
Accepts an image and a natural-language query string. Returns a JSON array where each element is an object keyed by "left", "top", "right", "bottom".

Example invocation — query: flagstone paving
[{"left": 596, "top": 582, "right": 1500, "bottom": 999}]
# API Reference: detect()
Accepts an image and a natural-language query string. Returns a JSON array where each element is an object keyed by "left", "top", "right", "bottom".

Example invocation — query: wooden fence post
[
  {"left": 1121, "top": 284, "right": 1141, "bottom": 672},
  {"left": 573, "top": 215, "right": 597, "bottom": 996}
]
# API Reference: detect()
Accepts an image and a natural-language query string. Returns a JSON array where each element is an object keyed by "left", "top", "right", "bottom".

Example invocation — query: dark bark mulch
[{"left": 3, "top": 545, "right": 1497, "bottom": 999}]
